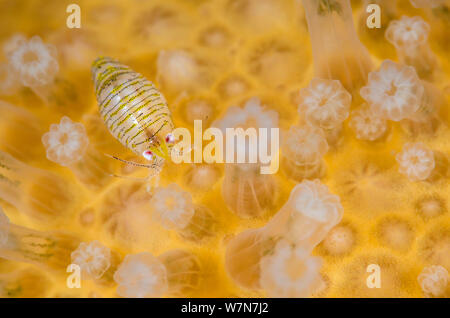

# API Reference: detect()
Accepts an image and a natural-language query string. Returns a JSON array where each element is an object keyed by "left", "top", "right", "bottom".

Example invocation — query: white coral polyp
[
  {"left": 3, "top": 33, "right": 26, "bottom": 57},
  {"left": 71, "top": 241, "right": 111, "bottom": 280},
  {"left": 0, "top": 63, "right": 20, "bottom": 95},
  {"left": 360, "top": 60, "right": 424, "bottom": 122},
  {"left": 213, "top": 97, "right": 279, "bottom": 131},
  {"left": 260, "top": 239, "right": 323, "bottom": 297},
  {"left": 396, "top": 142, "right": 435, "bottom": 181},
  {"left": 349, "top": 106, "right": 388, "bottom": 141},
  {"left": 212, "top": 97, "right": 279, "bottom": 160},
  {"left": 157, "top": 50, "right": 199, "bottom": 90},
  {"left": 386, "top": 16, "right": 430, "bottom": 50},
  {"left": 150, "top": 184, "right": 195, "bottom": 230},
  {"left": 298, "top": 79, "right": 351, "bottom": 130},
  {"left": 282, "top": 125, "right": 328, "bottom": 165},
  {"left": 8, "top": 35, "right": 59, "bottom": 87},
  {"left": 113, "top": 253, "right": 168, "bottom": 298},
  {"left": 418, "top": 265, "right": 449, "bottom": 297},
  {"left": 42, "top": 116, "right": 89, "bottom": 166},
  {"left": 293, "top": 179, "right": 343, "bottom": 224}
]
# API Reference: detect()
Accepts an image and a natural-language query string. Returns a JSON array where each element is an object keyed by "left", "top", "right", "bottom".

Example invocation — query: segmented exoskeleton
[{"left": 91, "top": 56, "right": 176, "bottom": 177}]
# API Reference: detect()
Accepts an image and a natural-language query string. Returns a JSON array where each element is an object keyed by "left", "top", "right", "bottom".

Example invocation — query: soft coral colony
[{"left": 0, "top": 0, "right": 449, "bottom": 298}]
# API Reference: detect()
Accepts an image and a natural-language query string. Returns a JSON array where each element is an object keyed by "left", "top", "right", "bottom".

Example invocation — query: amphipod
[{"left": 91, "top": 57, "right": 176, "bottom": 180}]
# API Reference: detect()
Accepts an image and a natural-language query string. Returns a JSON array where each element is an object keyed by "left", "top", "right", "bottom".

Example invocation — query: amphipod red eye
[
  {"left": 165, "top": 133, "right": 175, "bottom": 144},
  {"left": 143, "top": 150, "right": 153, "bottom": 161}
]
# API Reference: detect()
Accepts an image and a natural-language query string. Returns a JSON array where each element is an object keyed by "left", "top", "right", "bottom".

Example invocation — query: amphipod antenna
[
  {"left": 103, "top": 153, "right": 163, "bottom": 169},
  {"left": 103, "top": 154, "right": 164, "bottom": 182}
]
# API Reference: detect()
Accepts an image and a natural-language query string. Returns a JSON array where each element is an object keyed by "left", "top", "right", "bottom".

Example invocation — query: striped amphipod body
[{"left": 91, "top": 57, "right": 175, "bottom": 170}]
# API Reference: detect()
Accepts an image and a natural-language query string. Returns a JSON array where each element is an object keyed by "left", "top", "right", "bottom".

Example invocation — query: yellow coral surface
[{"left": 0, "top": 0, "right": 449, "bottom": 298}]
